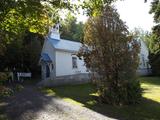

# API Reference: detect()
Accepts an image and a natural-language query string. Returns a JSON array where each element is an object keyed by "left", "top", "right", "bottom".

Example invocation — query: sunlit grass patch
[
  {"left": 63, "top": 98, "right": 84, "bottom": 106},
  {"left": 41, "top": 88, "right": 56, "bottom": 96},
  {"left": 140, "top": 77, "right": 160, "bottom": 103}
]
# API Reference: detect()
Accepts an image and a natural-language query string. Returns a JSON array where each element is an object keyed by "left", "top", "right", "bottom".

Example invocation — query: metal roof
[
  {"left": 41, "top": 53, "right": 52, "bottom": 62},
  {"left": 48, "top": 36, "right": 82, "bottom": 52}
]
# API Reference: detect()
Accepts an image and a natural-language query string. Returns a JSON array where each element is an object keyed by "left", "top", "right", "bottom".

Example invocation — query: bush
[
  {"left": 15, "top": 84, "right": 24, "bottom": 91},
  {"left": 0, "top": 86, "right": 14, "bottom": 97},
  {"left": 98, "top": 80, "right": 142, "bottom": 105},
  {"left": 0, "top": 72, "right": 8, "bottom": 85}
]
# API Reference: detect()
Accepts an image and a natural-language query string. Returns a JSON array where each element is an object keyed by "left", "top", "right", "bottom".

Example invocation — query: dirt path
[{"left": 4, "top": 86, "right": 116, "bottom": 120}]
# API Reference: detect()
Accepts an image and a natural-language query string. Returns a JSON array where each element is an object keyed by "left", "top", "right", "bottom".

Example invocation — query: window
[{"left": 72, "top": 57, "right": 78, "bottom": 68}]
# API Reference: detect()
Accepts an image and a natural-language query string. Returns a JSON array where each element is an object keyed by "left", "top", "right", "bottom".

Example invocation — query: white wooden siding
[{"left": 55, "top": 50, "right": 88, "bottom": 76}]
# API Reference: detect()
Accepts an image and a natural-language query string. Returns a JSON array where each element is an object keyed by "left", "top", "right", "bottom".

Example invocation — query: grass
[
  {"left": 140, "top": 77, "right": 160, "bottom": 102},
  {"left": 42, "top": 77, "right": 160, "bottom": 120}
]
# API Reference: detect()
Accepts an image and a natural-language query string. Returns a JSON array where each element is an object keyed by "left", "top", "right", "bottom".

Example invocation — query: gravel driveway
[{"left": 5, "top": 86, "right": 116, "bottom": 120}]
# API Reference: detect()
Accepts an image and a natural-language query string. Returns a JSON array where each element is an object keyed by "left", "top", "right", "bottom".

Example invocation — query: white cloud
[{"left": 114, "top": 0, "right": 154, "bottom": 31}]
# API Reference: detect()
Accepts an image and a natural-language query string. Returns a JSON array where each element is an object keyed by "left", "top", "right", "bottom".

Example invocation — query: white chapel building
[
  {"left": 39, "top": 24, "right": 89, "bottom": 86},
  {"left": 39, "top": 24, "right": 151, "bottom": 86}
]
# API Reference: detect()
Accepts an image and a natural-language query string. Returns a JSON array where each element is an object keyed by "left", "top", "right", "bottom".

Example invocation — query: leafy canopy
[
  {"left": 82, "top": 0, "right": 118, "bottom": 16},
  {"left": 0, "top": 0, "right": 74, "bottom": 71},
  {"left": 148, "top": 0, "right": 160, "bottom": 75}
]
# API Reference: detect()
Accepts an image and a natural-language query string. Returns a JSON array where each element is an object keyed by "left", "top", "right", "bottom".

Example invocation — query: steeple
[{"left": 49, "top": 22, "right": 60, "bottom": 40}]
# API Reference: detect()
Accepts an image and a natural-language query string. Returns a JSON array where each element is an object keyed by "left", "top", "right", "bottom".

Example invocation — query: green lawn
[
  {"left": 42, "top": 77, "right": 160, "bottom": 120},
  {"left": 140, "top": 77, "right": 160, "bottom": 102}
]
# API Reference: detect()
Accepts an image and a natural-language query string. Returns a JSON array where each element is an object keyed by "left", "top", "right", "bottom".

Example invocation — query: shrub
[
  {"left": 15, "top": 84, "right": 24, "bottom": 91},
  {"left": 98, "top": 79, "right": 142, "bottom": 105},
  {"left": 0, "top": 72, "right": 8, "bottom": 85},
  {"left": 0, "top": 86, "right": 14, "bottom": 97}
]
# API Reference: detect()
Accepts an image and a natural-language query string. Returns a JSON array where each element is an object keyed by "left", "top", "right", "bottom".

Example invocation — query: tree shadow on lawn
[
  {"left": 87, "top": 98, "right": 160, "bottom": 120},
  {"left": 0, "top": 86, "right": 65, "bottom": 120},
  {"left": 139, "top": 76, "right": 160, "bottom": 86},
  {"left": 52, "top": 84, "right": 160, "bottom": 120}
]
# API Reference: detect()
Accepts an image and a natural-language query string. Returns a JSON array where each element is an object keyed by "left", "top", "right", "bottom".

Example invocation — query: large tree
[
  {"left": 0, "top": 0, "right": 73, "bottom": 72},
  {"left": 0, "top": 0, "right": 72, "bottom": 42},
  {"left": 148, "top": 0, "right": 160, "bottom": 75},
  {"left": 78, "top": 5, "right": 141, "bottom": 105}
]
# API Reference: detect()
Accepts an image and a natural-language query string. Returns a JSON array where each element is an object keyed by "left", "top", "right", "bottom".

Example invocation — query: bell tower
[{"left": 49, "top": 22, "right": 60, "bottom": 39}]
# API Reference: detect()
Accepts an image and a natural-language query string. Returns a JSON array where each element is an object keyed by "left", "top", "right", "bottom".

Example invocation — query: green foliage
[
  {"left": 0, "top": 0, "right": 73, "bottom": 72},
  {"left": 0, "top": 2, "right": 53, "bottom": 40},
  {"left": 78, "top": 5, "right": 141, "bottom": 105},
  {"left": 22, "top": 32, "right": 44, "bottom": 76},
  {"left": 15, "top": 84, "right": 24, "bottom": 92},
  {"left": 150, "top": 0, "right": 160, "bottom": 23},
  {"left": 0, "top": 31, "right": 43, "bottom": 76},
  {"left": 148, "top": 0, "right": 160, "bottom": 75},
  {"left": 0, "top": 0, "right": 74, "bottom": 37},
  {"left": 0, "top": 73, "right": 8, "bottom": 85},
  {"left": 0, "top": 86, "right": 14, "bottom": 97},
  {"left": 149, "top": 53, "right": 160, "bottom": 75},
  {"left": 82, "top": 0, "right": 118, "bottom": 16},
  {"left": 148, "top": 33, "right": 160, "bottom": 54},
  {"left": 98, "top": 79, "right": 142, "bottom": 105},
  {"left": 61, "top": 12, "right": 84, "bottom": 42}
]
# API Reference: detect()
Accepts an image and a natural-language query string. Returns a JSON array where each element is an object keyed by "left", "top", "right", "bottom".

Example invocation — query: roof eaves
[{"left": 55, "top": 48, "right": 78, "bottom": 53}]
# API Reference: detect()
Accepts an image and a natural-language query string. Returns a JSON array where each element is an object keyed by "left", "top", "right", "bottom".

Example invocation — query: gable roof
[
  {"left": 40, "top": 53, "right": 52, "bottom": 62},
  {"left": 48, "top": 37, "right": 82, "bottom": 52}
]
